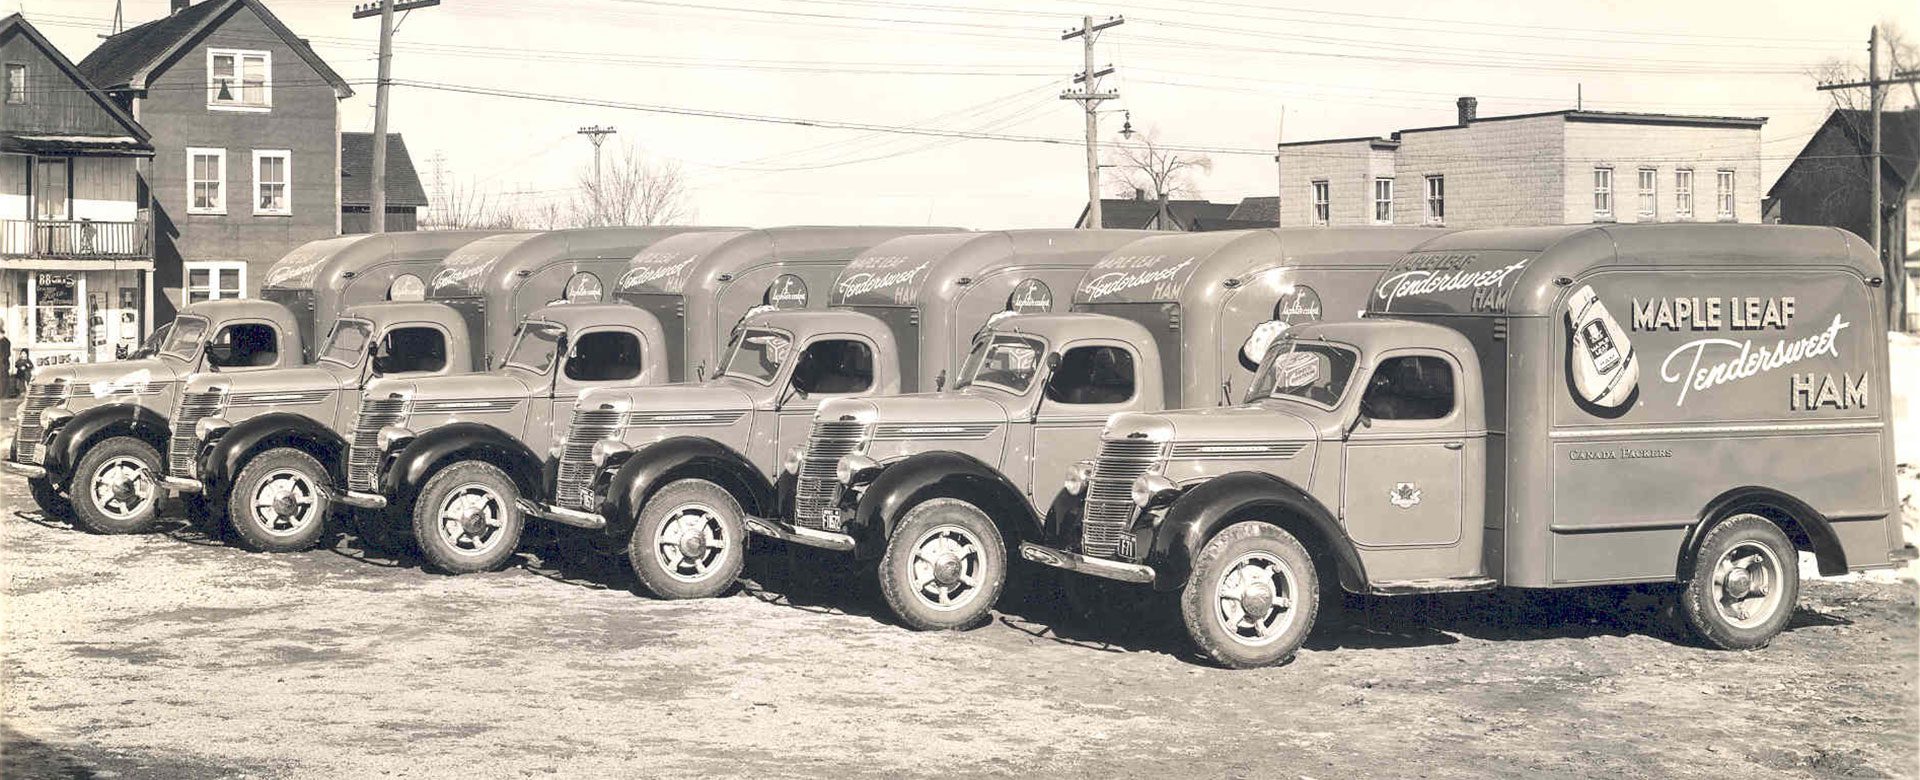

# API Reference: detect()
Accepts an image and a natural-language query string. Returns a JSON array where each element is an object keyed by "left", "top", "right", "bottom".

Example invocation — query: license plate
[{"left": 821, "top": 507, "right": 845, "bottom": 532}]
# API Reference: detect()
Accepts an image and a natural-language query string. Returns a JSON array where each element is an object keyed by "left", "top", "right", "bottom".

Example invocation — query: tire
[
  {"left": 226, "top": 447, "right": 331, "bottom": 553},
  {"left": 411, "top": 461, "right": 524, "bottom": 574},
  {"left": 1678, "top": 513, "right": 1799, "bottom": 650},
  {"left": 1180, "top": 521, "right": 1320, "bottom": 669},
  {"left": 627, "top": 479, "right": 747, "bottom": 600},
  {"left": 26, "top": 476, "right": 71, "bottom": 520},
  {"left": 877, "top": 498, "right": 1007, "bottom": 631},
  {"left": 68, "top": 437, "right": 163, "bottom": 535}
]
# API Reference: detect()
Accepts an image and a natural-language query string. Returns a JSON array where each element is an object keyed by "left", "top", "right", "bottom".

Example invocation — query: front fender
[
  {"left": 200, "top": 413, "right": 346, "bottom": 498},
  {"left": 606, "top": 437, "right": 773, "bottom": 541},
  {"left": 851, "top": 450, "right": 1036, "bottom": 560},
  {"left": 1148, "top": 471, "right": 1367, "bottom": 594},
  {"left": 384, "top": 423, "right": 544, "bottom": 503},
  {"left": 45, "top": 404, "right": 170, "bottom": 484}
]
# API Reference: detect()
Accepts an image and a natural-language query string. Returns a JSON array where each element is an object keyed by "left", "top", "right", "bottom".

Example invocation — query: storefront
[
  {"left": 0, "top": 264, "right": 151, "bottom": 366},
  {"left": 0, "top": 149, "right": 155, "bottom": 368}
]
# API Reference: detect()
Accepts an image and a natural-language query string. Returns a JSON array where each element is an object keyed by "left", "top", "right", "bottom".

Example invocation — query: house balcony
[{"left": 0, "top": 213, "right": 152, "bottom": 260}]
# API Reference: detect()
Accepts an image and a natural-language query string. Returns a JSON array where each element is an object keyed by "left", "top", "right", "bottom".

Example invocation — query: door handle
[{"left": 1443, "top": 441, "right": 1464, "bottom": 450}]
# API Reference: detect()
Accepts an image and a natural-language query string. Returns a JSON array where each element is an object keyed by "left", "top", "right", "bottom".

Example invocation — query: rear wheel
[
  {"left": 1181, "top": 521, "right": 1319, "bottom": 669},
  {"left": 1678, "top": 513, "right": 1798, "bottom": 650},
  {"left": 878, "top": 498, "right": 1006, "bottom": 631},
  {"left": 69, "top": 437, "right": 163, "bottom": 535},
  {"left": 412, "top": 461, "right": 523, "bottom": 574},
  {"left": 628, "top": 479, "right": 746, "bottom": 600},
  {"left": 27, "top": 477, "right": 71, "bottom": 520},
  {"left": 227, "top": 448, "right": 331, "bottom": 553}
]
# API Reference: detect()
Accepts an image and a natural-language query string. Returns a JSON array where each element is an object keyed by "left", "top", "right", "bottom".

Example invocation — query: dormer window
[{"left": 208, "top": 49, "right": 270, "bottom": 110}]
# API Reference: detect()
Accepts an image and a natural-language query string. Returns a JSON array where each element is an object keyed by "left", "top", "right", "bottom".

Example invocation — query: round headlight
[
  {"left": 1130, "top": 472, "right": 1177, "bottom": 507},
  {"left": 836, "top": 453, "right": 879, "bottom": 485},
  {"left": 377, "top": 425, "right": 416, "bottom": 452},
  {"left": 590, "top": 439, "right": 630, "bottom": 468},
  {"left": 1063, "top": 459, "right": 1096, "bottom": 495},
  {"left": 781, "top": 445, "right": 805, "bottom": 475},
  {"left": 194, "top": 416, "right": 230, "bottom": 441}
]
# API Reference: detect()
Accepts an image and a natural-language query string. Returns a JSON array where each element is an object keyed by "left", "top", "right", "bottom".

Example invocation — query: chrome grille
[
  {"left": 1080, "top": 439, "right": 1165, "bottom": 559},
  {"left": 554, "top": 408, "right": 625, "bottom": 510},
  {"left": 793, "top": 420, "right": 869, "bottom": 529},
  {"left": 15, "top": 383, "right": 66, "bottom": 465},
  {"left": 167, "top": 392, "right": 223, "bottom": 477},
  {"left": 346, "top": 397, "right": 409, "bottom": 491}
]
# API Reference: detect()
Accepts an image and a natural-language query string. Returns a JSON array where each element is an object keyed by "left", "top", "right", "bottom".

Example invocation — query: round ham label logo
[
  {"left": 388, "top": 274, "right": 426, "bottom": 301},
  {"left": 1008, "top": 278, "right": 1053, "bottom": 313},
  {"left": 566, "top": 272, "right": 604, "bottom": 303},
  {"left": 1274, "top": 284, "right": 1322, "bottom": 325},
  {"left": 766, "top": 274, "right": 809, "bottom": 310}
]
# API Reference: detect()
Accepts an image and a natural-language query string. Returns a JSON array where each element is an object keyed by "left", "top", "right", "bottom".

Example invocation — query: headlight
[
  {"left": 194, "top": 416, "right": 231, "bottom": 441},
  {"left": 591, "top": 439, "right": 630, "bottom": 468},
  {"left": 836, "top": 453, "right": 879, "bottom": 485},
  {"left": 377, "top": 425, "right": 416, "bottom": 452},
  {"left": 40, "top": 406, "right": 75, "bottom": 431},
  {"left": 1063, "top": 459, "right": 1096, "bottom": 496},
  {"left": 1130, "top": 472, "right": 1178, "bottom": 507},
  {"left": 781, "top": 445, "right": 805, "bottom": 475}
]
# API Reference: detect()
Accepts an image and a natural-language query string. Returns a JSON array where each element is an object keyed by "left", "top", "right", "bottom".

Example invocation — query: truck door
[
  {"left": 766, "top": 335, "right": 878, "bottom": 475},
  {"left": 1341, "top": 351, "right": 1467, "bottom": 548},
  {"left": 550, "top": 327, "right": 650, "bottom": 456},
  {"left": 1026, "top": 340, "right": 1146, "bottom": 502}
]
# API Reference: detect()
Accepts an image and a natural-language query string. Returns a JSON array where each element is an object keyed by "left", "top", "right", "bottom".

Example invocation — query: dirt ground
[{"left": 1, "top": 428, "right": 1915, "bottom": 777}]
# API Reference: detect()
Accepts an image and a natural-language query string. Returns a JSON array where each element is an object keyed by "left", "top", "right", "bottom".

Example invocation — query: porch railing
[{"left": 0, "top": 214, "right": 152, "bottom": 259}]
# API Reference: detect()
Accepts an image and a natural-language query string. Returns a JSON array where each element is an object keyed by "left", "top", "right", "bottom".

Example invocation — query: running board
[{"left": 1369, "top": 577, "right": 1499, "bottom": 596}]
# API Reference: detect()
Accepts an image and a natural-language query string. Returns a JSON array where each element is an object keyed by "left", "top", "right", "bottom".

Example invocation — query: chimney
[
  {"left": 172, "top": 0, "right": 192, "bottom": 14},
  {"left": 1134, "top": 187, "right": 1147, "bottom": 202},
  {"left": 1456, "top": 96, "right": 1477, "bottom": 126}
]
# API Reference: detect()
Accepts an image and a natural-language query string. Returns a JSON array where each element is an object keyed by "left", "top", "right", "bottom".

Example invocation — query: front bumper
[
  {"left": 1893, "top": 543, "right": 1919, "bottom": 563},
  {"left": 1, "top": 459, "right": 47, "bottom": 479},
  {"left": 160, "top": 476, "right": 203, "bottom": 493},
  {"left": 326, "top": 488, "right": 388, "bottom": 510},
  {"left": 743, "top": 514, "right": 856, "bottom": 552},
  {"left": 518, "top": 500, "right": 607, "bottom": 530},
  {"left": 1019, "top": 542, "right": 1155, "bottom": 584}
]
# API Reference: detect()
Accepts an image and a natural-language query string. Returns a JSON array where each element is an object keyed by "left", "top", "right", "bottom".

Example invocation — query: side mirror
[
  {"left": 1342, "top": 412, "right": 1372, "bottom": 441},
  {"left": 1046, "top": 352, "right": 1062, "bottom": 371}
]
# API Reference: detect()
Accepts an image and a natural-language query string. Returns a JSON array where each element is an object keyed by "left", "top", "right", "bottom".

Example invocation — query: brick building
[{"left": 1276, "top": 98, "right": 1765, "bottom": 229}]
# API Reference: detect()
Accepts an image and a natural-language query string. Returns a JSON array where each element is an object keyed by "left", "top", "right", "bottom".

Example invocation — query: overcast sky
[{"left": 12, "top": 0, "right": 1917, "bottom": 229}]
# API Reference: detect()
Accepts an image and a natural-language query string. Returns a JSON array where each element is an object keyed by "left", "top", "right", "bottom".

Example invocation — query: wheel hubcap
[
  {"left": 654, "top": 502, "right": 728, "bottom": 583},
  {"left": 91, "top": 456, "right": 155, "bottom": 520},
  {"left": 907, "top": 524, "right": 985, "bottom": 611},
  {"left": 252, "top": 468, "right": 318, "bottom": 535},
  {"left": 1214, "top": 551, "right": 1298, "bottom": 647},
  {"left": 1711, "top": 539, "right": 1783, "bottom": 629},
  {"left": 438, "top": 484, "right": 505, "bottom": 555}
]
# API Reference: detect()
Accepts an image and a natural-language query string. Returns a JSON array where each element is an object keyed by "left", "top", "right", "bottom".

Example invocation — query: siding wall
[
  {"left": 0, "top": 27, "right": 129, "bottom": 137},
  {"left": 1276, "top": 139, "right": 1377, "bottom": 228},
  {"left": 1391, "top": 115, "right": 1565, "bottom": 227},
  {"left": 1560, "top": 120, "right": 1762, "bottom": 224}
]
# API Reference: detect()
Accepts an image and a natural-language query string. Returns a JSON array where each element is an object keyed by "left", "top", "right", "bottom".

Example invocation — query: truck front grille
[
  {"left": 15, "top": 383, "right": 66, "bottom": 465},
  {"left": 1080, "top": 439, "right": 1165, "bottom": 559},
  {"left": 167, "top": 392, "right": 224, "bottom": 477},
  {"left": 345, "top": 398, "right": 409, "bottom": 492},
  {"left": 793, "top": 420, "right": 868, "bottom": 530},
  {"left": 554, "top": 408, "right": 625, "bottom": 510}
]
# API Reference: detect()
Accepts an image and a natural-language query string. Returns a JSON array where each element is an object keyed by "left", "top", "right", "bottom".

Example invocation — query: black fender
[
  {"left": 850, "top": 450, "right": 1038, "bottom": 561},
  {"left": 605, "top": 436, "right": 773, "bottom": 541},
  {"left": 45, "top": 403, "right": 171, "bottom": 485},
  {"left": 1685, "top": 486, "right": 1847, "bottom": 577},
  {"left": 383, "top": 423, "right": 544, "bottom": 506},
  {"left": 199, "top": 413, "right": 347, "bottom": 500},
  {"left": 1147, "top": 471, "right": 1367, "bottom": 594}
]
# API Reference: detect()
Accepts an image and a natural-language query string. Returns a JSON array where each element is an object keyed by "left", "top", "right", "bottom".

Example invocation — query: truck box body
[{"left": 260, "top": 230, "right": 518, "bottom": 359}]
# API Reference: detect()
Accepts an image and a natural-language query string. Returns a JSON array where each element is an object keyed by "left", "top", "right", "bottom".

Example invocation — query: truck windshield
[
  {"left": 503, "top": 322, "right": 566, "bottom": 374},
  {"left": 955, "top": 334, "right": 1043, "bottom": 395},
  {"left": 161, "top": 316, "right": 209, "bottom": 359},
  {"left": 1247, "top": 340, "right": 1358, "bottom": 408},
  {"left": 318, "top": 319, "right": 373, "bottom": 366},
  {"left": 716, "top": 328, "right": 791, "bottom": 386}
]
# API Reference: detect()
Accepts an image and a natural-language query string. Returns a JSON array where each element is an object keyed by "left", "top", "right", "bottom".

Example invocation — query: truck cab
[
  {"left": 4, "top": 299, "right": 305, "bottom": 534},
  {"left": 158, "top": 301, "right": 475, "bottom": 553},
  {"left": 767, "top": 227, "right": 1448, "bottom": 630},
  {"left": 1025, "top": 223, "right": 1916, "bottom": 668}
]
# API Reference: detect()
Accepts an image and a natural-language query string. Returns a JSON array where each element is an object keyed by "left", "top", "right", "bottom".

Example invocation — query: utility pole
[
  {"left": 1062, "top": 15, "right": 1122, "bottom": 229},
  {"left": 1818, "top": 26, "right": 1920, "bottom": 329},
  {"left": 577, "top": 126, "right": 617, "bottom": 226},
  {"left": 354, "top": 0, "right": 440, "bottom": 233},
  {"left": 1275, "top": 106, "right": 1285, "bottom": 227}
]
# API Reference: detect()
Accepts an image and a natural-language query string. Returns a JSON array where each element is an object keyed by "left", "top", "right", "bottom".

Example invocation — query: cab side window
[
  {"left": 1046, "top": 345, "right": 1135, "bottom": 405},
  {"left": 565, "top": 330, "right": 643, "bottom": 382},
  {"left": 207, "top": 323, "right": 278, "bottom": 368},
  {"left": 792, "top": 339, "right": 873, "bottom": 395},
  {"left": 376, "top": 326, "right": 448, "bottom": 374},
  {"left": 1360, "top": 355, "right": 1455, "bottom": 421}
]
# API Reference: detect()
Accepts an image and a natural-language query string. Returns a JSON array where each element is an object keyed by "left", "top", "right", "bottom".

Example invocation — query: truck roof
[
  {"left": 262, "top": 230, "right": 519, "bottom": 292},
  {"left": 1372, "top": 224, "right": 1877, "bottom": 318},
  {"left": 1074, "top": 227, "right": 1451, "bottom": 308},
  {"left": 337, "top": 301, "right": 464, "bottom": 326},
  {"left": 833, "top": 229, "right": 1161, "bottom": 308},
  {"left": 428, "top": 226, "right": 720, "bottom": 299},
  {"left": 744, "top": 308, "right": 887, "bottom": 334},
  {"left": 1290, "top": 318, "right": 1478, "bottom": 359},
  {"left": 518, "top": 301, "right": 662, "bottom": 330},
  {"left": 180, "top": 298, "right": 299, "bottom": 324},
  {"left": 618, "top": 226, "right": 967, "bottom": 296},
  {"left": 985, "top": 311, "right": 1157, "bottom": 346}
]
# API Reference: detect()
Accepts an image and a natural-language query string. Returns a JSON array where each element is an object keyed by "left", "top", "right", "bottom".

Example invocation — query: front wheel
[
  {"left": 69, "top": 437, "right": 163, "bottom": 535},
  {"left": 412, "top": 461, "right": 524, "bottom": 574},
  {"left": 227, "top": 447, "right": 331, "bottom": 553},
  {"left": 27, "top": 476, "right": 72, "bottom": 520},
  {"left": 1678, "top": 513, "right": 1799, "bottom": 650},
  {"left": 1181, "top": 521, "right": 1320, "bottom": 669},
  {"left": 878, "top": 498, "right": 1007, "bottom": 631},
  {"left": 628, "top": 479, "right": 746, "bottom": 600}
]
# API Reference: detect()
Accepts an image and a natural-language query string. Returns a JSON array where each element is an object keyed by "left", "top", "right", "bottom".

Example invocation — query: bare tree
[
  {"left": 575, "top": 143, "right": 696, "bottom": 227},
  {"left": 1808, "top": 23, "right": 1920, "bottom": 326},
  {"left": 427, "top": 175, "right": 518, "bottom": 230},
  {"left": 1103, "top": 126, "right": 1213, "bottom": 202}
]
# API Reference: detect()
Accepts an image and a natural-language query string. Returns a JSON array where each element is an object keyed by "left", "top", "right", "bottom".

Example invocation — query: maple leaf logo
[{"left": 1389, "top": 482, "right": 1422, "bottom": 509}]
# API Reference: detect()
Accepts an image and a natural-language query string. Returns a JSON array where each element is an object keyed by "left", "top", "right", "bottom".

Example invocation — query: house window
[
  {"left": 1716, "top": 170, "right": 1736, "bottom": 220},
  {"left": 1637, "top": 168, "right": 1657, "bottom": 220},
  {"left": 207, "top": 49, "right": 270, "bottom": 110},
  {"left": 1310, "top": 180, "right": 1330, "bottom": 226},
  {"left": 186, "top": 261, "right": 246, "bottom": 304},
  {"left": 253, "top": 150, "right": 291, "bottom": 216},
  {"left": 187, "top": 148, "right": 226, "bottom": 215},
  {"left": 1424, "top": 175, "right": 1445, "bottom": 225},
  {"left": 1675, "top": 169, "right": 1694, "bottom": 220},
  {"left": 4, "top": 63, "right": 25, "bottom": 104},
  {"left": 34, "top": 158, "right": 69, "bottom": 220},
  {"left": 1592, "top": 167, "right": 1614, "bottom": 221},
  {"left": 1372, "top": 177, "right": 1393, "bottom": 224}
]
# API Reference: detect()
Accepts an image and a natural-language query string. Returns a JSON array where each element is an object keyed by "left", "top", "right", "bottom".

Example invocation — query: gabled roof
[
  {"left": 78, "top": 0, "right": 351, "bottom": 98},
  {"left": 1226, "top": 196, "right": 1278, "bottom": 223},
  {"left": 1075, "top": 198, "right": 1238, "bottom": 230},
  {"left": 1768, "top": 108, "right": 1920, "bottom": 199},
  {"left": 0, "top": 14, "right": 151, "bottom": 146},
  {"left": 341, "top": 133, "right": 430, "bottom": 208}
]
